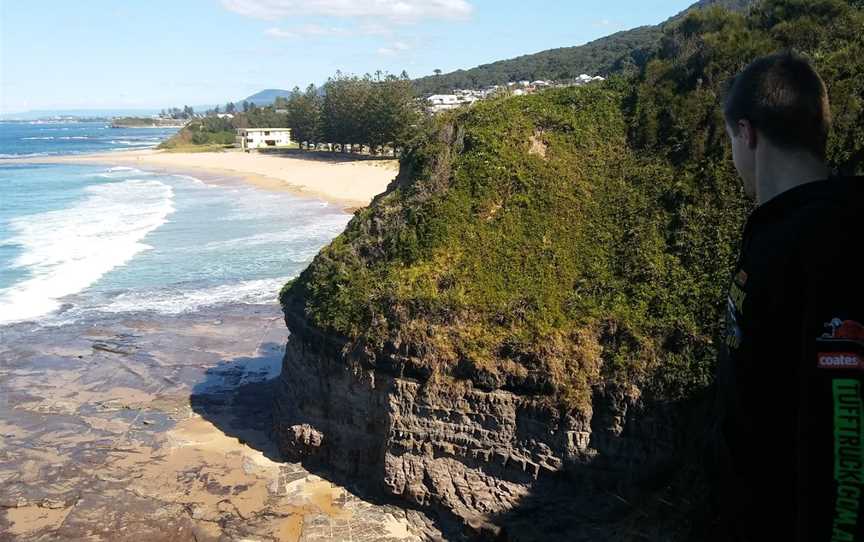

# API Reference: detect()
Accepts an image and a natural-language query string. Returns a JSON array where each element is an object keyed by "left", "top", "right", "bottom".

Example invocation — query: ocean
[{"left": 0, "top": 121, "right": 350, "bottom": 326}]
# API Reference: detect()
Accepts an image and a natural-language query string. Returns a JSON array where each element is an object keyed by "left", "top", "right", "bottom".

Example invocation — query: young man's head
[{"left": 723, "top": 52, "right": 831, "bottom": 200}]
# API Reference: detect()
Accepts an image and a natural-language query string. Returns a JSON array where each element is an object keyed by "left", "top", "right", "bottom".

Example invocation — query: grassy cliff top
[
  {"left": 282, "top": 81, "right": 742, "bottom": 410},
  {"left": 282, "top": 0, "right": 864, "bottom": 412}
]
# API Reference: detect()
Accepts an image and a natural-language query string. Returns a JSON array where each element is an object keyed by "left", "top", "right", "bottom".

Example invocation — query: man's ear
[{"left": 738, "top": 119, "right": 758, "bottom": 150}]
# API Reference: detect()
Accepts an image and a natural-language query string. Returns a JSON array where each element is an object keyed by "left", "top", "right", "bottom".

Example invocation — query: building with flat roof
[{"left": 236, "top": 128, "right": 292, "bottom": 151}]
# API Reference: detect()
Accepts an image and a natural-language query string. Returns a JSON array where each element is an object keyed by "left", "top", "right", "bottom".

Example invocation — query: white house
[
  {"left": 576, "top": 74, "right": 606, "bottom": 85},
  {"left": 427, "top": 94, "right": 461, "bottom": 107},
  {"left": 236, "top": 128, "right": 292, "bottom": 151}
]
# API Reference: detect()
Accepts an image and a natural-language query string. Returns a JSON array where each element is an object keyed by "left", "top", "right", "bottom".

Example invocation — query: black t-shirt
[{"left": 720, "top": 176, "right": 863, "bottom": 541}]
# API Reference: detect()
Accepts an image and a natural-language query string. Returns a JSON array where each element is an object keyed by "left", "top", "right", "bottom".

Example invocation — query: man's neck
[{"left": 755, "top": 145, "right": 829, "bottom": 205}]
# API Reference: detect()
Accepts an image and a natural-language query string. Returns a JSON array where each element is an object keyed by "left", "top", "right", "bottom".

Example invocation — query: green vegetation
[
  {"left": 412, "top": 0, "right": 755, "bottom": 95},
  {"left": 158, "top": 104, "right": 290, "bottom": 149},
  {"left": 158, "top": 116, "right": 237, "bottom": 149},
  {"left": 159, "top": 72, "right": 420, "bottom": 153},
  {"left": 110, "top": 116, "right": 185, "bottom": 128},
  {"left": 159, "top": 106, "right": 196, "bottom": 120},
  {"left": 287, "top": 71, "right": 420, "bottom": 153},
  {"left": 282, "top": 0, "right": 864, "bottom": 411}
]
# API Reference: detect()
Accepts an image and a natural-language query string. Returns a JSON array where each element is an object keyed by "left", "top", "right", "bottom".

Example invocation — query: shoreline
[
  {"left": 0, "top": 303, "right": 437, "bottom": 540},
  {"left": 6, "top": 148, "right": 399, "bottom": 212}
]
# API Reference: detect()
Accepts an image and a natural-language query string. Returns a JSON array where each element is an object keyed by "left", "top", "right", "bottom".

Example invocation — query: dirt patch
[{"left": 528, "top": 131, "right": 548, "bottom": 159}]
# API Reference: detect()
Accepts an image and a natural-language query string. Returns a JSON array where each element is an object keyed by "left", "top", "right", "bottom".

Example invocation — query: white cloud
[
  {"left": 358, "top": 21, "right": 392, "bottom": 35},
  {"left": 221, "top": 0, "right": 473, "bottom": 22},
  {"left": 265, "top": 24, "right": 350, "bottom": 38},
  {"left": 376, "top": 41, "right": 411, "bottom": 55},
  {"left": 265, "top": 27, "right": 297, "bottom": 38}
]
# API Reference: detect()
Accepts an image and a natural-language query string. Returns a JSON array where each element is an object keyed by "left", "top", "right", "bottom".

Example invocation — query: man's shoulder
[
  {"left": 791, "top": 177, "right": 863, "bottom": 285},
  {"left": 796, "top": 177, "right": 862, "bottom": 245},
  {"left": 741, "top": 177, "right": 862, "bottom": 286}
]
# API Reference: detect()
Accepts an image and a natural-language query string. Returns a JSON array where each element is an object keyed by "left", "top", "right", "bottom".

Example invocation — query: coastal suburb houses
[
  {"left": 236, "top": 128, "right": 292, "bottom": 151},
  {"left": 425, "top": 74, "right": 606, "bottom": 113}
]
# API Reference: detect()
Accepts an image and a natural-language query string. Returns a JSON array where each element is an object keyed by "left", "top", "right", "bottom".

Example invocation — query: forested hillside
[{"left": 412, "top": 0, "right": 756, "bottom": 94}]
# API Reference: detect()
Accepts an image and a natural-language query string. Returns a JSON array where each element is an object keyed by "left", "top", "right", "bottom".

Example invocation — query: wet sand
[
  {"left": 12, "top": 149, "right": 399, "bottom": 210},
  {"left": 0, "top": 304, "right": 440, "bottom": 541}
]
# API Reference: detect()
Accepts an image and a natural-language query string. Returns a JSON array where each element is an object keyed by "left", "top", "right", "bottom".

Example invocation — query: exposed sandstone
[{"left": 273, "top": 310, "right": 686, "bottom": 540}]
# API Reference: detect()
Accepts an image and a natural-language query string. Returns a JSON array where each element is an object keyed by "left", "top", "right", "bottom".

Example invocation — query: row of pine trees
[{"left": 278, "top": 71, "right": 419, "bottom": 153}]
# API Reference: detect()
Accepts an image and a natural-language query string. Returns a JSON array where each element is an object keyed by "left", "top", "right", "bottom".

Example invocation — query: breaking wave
[{"left": 0, "top": 179, "right": 175, "bottom": 324}]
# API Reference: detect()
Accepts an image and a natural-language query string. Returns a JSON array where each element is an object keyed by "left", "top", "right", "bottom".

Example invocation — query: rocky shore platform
[{"left": 0, "top": 304, "right": 442, "bottom": 541}]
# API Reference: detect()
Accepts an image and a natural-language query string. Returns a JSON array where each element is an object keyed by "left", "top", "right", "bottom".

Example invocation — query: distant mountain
[
  {"left": 413, "top": 0, "right": 757, "bottom": 94},
  {"left": 241, "top": 89, "right": 292, "bottom": 106}
]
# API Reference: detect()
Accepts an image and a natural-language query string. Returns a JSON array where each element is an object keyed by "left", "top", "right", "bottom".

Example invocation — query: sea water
[{"left": 0, "top": 121, "right": 351, "bottom": 326}]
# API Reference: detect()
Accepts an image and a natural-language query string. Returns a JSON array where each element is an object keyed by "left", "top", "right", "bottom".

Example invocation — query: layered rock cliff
[
  {"left": 273, "top": 321, "right": 687, "bottom": 539},
  {"left": 272, "top": 2, "right": 864, "bottom": 538},
  {"left": 273, "top": 81, "right": 725, "bottom": 539}
]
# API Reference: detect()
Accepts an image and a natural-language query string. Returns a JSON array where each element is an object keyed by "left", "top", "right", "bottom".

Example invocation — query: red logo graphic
[
  {"left": 817, "top": 352, "right": 862, "bottom": 370},
  {"left": 833, "top": 319, "right": 864, "bottom": 341}
]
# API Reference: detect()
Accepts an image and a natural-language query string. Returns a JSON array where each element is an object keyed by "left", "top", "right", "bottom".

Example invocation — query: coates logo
[
  {"left": 821, "top": 318, "right": 864, "bottom": 342},
  {"left": 817, "top": 352, "right": 862, "bottom": 370}
]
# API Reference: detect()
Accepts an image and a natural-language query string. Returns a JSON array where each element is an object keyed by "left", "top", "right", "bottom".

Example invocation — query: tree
[
  {"left": 322, "top": 72, "right": 373, "bottom": 151},
  {"left": 434, "top": 69, "right": 442, "bottom": 76},
  {"left": 286, "top": 84, "right": 322, "bottom": 148},
  {"left": 366, "top": 72, "right": 419, "bottom": 154},
  {"left": 226, "top": 102, "right": 236, "bottom": 114}
]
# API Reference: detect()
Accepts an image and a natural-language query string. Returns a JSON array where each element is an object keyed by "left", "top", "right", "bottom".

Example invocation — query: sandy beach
[
  {"left": 0, "top": 304, "right": 442, "bottom": 541},
  {"left": 17, "top": 148, "right": 400, "bottom": 210},
  {"left": 0, "top": 147, "right": 445, "bottom": 540}
]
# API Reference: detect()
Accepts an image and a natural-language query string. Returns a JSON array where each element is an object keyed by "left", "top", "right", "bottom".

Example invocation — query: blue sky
[{"left": 0, "top": 1, "right": 696, "bottom": 113}]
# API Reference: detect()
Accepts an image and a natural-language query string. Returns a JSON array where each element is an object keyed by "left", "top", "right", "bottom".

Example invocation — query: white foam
[
  {"left": 202, "top": 215, "right": 349, "bottom": 253},
  {"left": 0, "top": 179, "right": 175, "bottom": 324},
  {"left": 171, "top": 174, "right": 207, "bottom": 186},
  {"left": 0, "top": 152, "right": 52, "bottom": 159},
  {"left": 96, "top": 167, "right": 153, "bottom": 179},
  {"left": 21, "top": 136, "right": 55, "bottom": 140},
  {"left": 98, "top": 276, "right": 292, "bottom": 315},
  {"left": 110, "top": 139, "right": 155, "bottom": 147}
]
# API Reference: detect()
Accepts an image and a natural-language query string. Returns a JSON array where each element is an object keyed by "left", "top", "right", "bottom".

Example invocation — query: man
[{"left": 718, "top": 52, "right": 863, "bottom": 540}]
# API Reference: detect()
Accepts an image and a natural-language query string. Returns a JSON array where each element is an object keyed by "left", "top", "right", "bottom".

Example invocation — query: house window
[{"left": 264, "top": 131, "right": 270, "bottom": 136}]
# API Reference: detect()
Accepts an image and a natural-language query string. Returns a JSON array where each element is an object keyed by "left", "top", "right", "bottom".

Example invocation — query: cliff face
[
  {"left": 271, "top": 2, "right": 864, "bottom": 537},
  {"left": 272, "top": 81, "right": 729, "bottom": 538},
  {"left": 273, "top": 313, "right": 686, "bottom": 538}
]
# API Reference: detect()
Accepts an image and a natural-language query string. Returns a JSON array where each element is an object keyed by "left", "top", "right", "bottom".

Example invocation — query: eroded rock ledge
[{"left": 273, "top": 307, "right": 687, "bottom": 540}]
